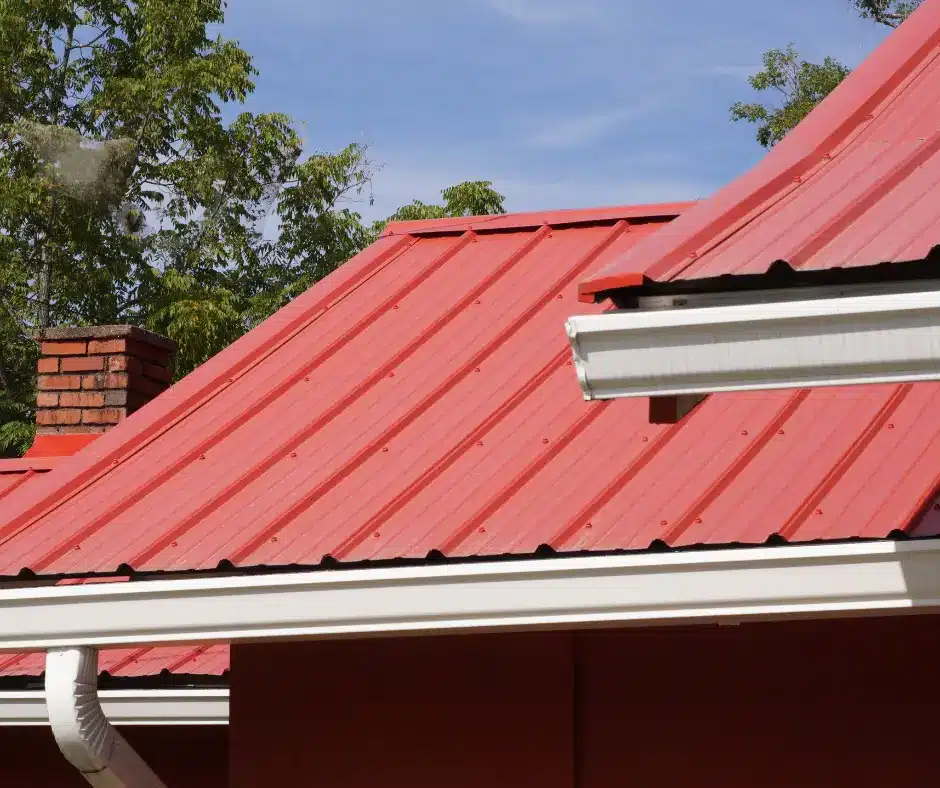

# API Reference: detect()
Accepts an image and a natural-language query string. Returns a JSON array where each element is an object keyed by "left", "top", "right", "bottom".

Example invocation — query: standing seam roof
[
  {"left": 1, "top": 201, "right": 939, "bottom": 582},
  {"left": 578, "top": 0, "right": 940, "bottom": 300},
  {"left": 0, "top": 464, "right": 228, "bottom": 680}
]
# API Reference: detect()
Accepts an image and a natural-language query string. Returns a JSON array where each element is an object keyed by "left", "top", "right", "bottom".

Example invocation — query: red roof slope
[
  {"left": 1, "top": 202, "right": 939, "bottom": 580},
  {"left": 0, "top": 457, "right": 228, "bottom": 680},
  {"left": 0, "top": 459, "right": 58, "bottom": 506},
  {"left": 0, "top": 437, "right": 102, "bottom": 504},
  {"left": 0, "top": 644, "right": 229, "bottom": 679},
  {"left": 580, "top": 0, "right": 940, "bottom": 300}
]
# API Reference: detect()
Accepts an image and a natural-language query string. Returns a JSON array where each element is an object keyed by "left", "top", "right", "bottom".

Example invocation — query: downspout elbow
[{"left": 45, "top": 647, "right": 167, "bottom": 788}]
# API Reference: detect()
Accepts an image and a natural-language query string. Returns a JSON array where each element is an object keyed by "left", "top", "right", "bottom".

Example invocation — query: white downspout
[{"left": 45, "top": 647, "right": 167, "bottom": 788}]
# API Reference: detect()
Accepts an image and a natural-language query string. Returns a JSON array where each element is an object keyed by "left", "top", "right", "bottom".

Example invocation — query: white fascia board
[
  {"left": 566, "top": 289, "right": 940, "bottom": 399},
  {"left": 0, "top": 689, "right": 228, "bottom": 726},
  {"left": 0, "top": 540, "right": 939, "bottom": 651}
]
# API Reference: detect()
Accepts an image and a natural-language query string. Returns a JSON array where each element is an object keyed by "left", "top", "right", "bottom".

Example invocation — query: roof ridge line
[{"left": 383, "top": 202, "right": 695, "bottom": 238}]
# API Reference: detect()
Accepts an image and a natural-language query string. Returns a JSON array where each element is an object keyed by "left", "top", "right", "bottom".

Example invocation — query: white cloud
[
  {"left": 486, "top": 0, "right": 601, "bottom": 25},
  {"left": 528, "top": 111, "right": 625, "bottom": 149},
  {"left": 527, "top": 109, "right": 639, "bottom": 149}
]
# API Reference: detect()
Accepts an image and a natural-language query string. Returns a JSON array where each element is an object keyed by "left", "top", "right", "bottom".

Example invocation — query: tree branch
[{"left": 0, "top": 346, "right": 12, "bottom": 393}]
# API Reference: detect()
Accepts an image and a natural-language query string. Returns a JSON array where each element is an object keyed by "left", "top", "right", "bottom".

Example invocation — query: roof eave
[
  {"left": 0, "top": 539, "right": 937, "bottom": 652},
  {"left": 0, "top": 688, "right": 229, "bottom": 727}
]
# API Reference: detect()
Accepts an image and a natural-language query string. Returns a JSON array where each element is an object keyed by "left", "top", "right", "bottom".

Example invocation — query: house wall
[
  {"left": 231, "top": 614, "right": 940, "bottom": 788},
  {"left": 230, "top": 633, "right": 574, "bottom": 788},
  {"left": 2, "top": 725, "right": 228, "bottom": 787}
]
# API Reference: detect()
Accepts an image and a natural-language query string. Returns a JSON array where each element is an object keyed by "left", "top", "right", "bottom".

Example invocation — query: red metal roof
[
  {"left": 579, "top": 0, "right": 940, "bottom": 301},
  {"left": 0, "top": 645, "right": 229, "bottom": 679},
  {"left": 1, "top": 201, "right": 939, "bottom": 584},
  {"left": 0, "top": 453, "right": 227, "bottom": 680},
  {"left": 0, "top": 435, "right": 100, "bottom": 510},
  {"left": 0, "top": 460, "right": 56, "bottom": 504},
  {"left": 25, "top": 434, "right": 100, "bottom": 458}
]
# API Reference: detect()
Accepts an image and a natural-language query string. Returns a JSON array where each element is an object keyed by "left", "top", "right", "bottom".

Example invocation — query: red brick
[
  {"left": 104, "top": 372, "right": 129, "bottom": 389},
  {"left": 108, "top": 355, "right": 143, "bottom": 375},
  {"left": 38, "top": 375, "right": 82, "bottom": 391},
  {"left": 60, "top": 391, "right": 106, "bottom": 408},
  {"left": 142, "top": 362, "right": 172, "bottom": 384},
  {"left": 36, "top": 392, "right": 59, "bottom": 408},
  {"left": 40, "top": 340, "right": 87, "bottom": 356},
  {"left": 36, "top": 408, "right": 81, "bottom": 426},
  {"left": 103, "top": 390, "right": 127, "bottom": 407},
  {"left": 82, "top": 408, "right": 124, "bottom": 425},
  {"left": 37, "top": 357, "right": 59, "bottom": 373},
  {"left": 36, "top": 425, "right": 106, "bottom": 435},
  {"left": 87, "top": 339, "right": 128, "bottom": 355},
  {"left": 81, "top": 372, "right": 129, "bottom": 390},
  {"left": 60, "top": 356, "right": 106, "bottom": 373}
]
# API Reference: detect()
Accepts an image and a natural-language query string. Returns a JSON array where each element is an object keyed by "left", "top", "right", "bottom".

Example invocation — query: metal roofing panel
[
  {"left": 579, "top": 0, "right": 940, "bottom": 299},
  {"left": 0, "top": 462, "right": 228, "bottom": 681},
  {"left": 0, "top": 645, "right": 229, "bottom": 679},
  {"left": 0, "top": 464, "right": 54, "bottom": 504},
  {"left": 1, "top": 202, "right": 939, "bottom": 583}
]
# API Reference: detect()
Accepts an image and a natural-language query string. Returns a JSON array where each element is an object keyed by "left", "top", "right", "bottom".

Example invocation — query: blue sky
[{"left": 220, "top": 0, "right": 891, "bottom": 223}]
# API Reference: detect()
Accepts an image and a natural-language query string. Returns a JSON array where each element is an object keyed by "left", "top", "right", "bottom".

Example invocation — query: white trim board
[
  {"left": 0, "top": 540, "right": 938, "bottom": 651},
  {"left": 566, "top": 289, "right": 940, "bottom": 399},
  {"left": 0, "top": 689, "right": 229, "bottom": 726}
]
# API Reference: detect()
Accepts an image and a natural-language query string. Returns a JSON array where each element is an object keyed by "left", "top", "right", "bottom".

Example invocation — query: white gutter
[
  {"left": 0, "top": 688, "right": 228, "bottom": 726},
  {"left": 45, "top": 647, "right": 167, "bottom": 787},
  {"left": 565, "top": 289, "right": 940, "bottom": 399},
  {"left": 0, "top": 540, "right": 937, "bottom": 650}
]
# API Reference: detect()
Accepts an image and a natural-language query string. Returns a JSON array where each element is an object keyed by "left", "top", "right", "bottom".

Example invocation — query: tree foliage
[
  {"left": 730, "top": 46, "right": 851, "bottom": 148},
  {"left": 0, "top": 1, "right": 505, "bottom": 457},
  {"left": 371, "top": 180, "right": 506, "bottom": 236},
  {"left": 731, "top": 1, "right": 921, "bottom": 148},
  {"left": 852, "top": 0, "right": 922, "bottom": 27}
]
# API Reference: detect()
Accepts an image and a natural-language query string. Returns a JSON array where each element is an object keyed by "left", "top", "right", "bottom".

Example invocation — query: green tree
[
  {"left": 730, "top": 46, "right": 851, "bottom": 148},
  {"left": 852, "top": 0, "right": 922, "bottom": 27},
  {"left": 731, "top": 1, "right": 922, "bottom": 148},
  {"left": 372, "top": 180, "right": 506, "bottom": 236},
  {"left": 0, "top": 2, "right": 505, "bottom": 457},
  {"left": 0, "top": 0, "right": 373, "bottom": 454}
]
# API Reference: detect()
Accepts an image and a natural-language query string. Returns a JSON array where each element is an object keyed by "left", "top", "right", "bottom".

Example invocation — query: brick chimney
[{"left": 33, "top": 326, "right": 177, "bottom": 444}]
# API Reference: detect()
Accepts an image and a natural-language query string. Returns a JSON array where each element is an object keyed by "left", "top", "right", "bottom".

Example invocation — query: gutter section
[
  {"left": 0, "top": 688, "right": 229, "bottom": 726},
  {"left": 45, "top": 647, "right": 167, "bottom": 787},
  {"left": 0, "top": 540, "right": 936, "bottom": 650},
  {"left": 566, "top": 289, "right": 940, "bottom": 400}
]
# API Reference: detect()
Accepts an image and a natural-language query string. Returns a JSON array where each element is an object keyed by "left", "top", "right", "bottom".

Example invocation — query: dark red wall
[
  {"left": 230, "top": 633, "right": 574, "bottom": 788},
  {"left": 232, "top": 615, "right": 940, "bottom": 788},
  {"left": 3, "top": 725, "right": 227, "bottom": 787},
  {"left": 577, "top": 616, "right": 940, "bottom": 788}
]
